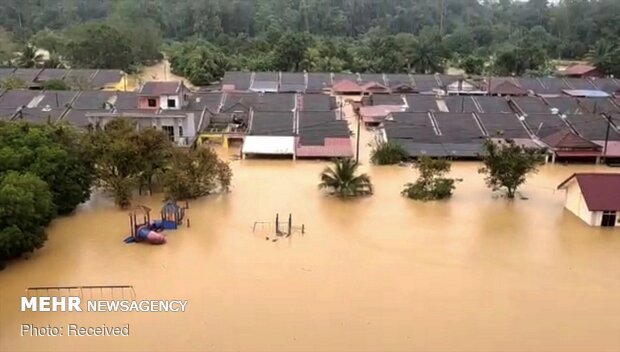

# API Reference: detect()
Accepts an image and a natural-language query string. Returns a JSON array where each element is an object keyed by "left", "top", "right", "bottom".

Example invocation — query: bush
[
  {"left": 42, "top": 79, "right": 70, "bottom": 90},
  {"left": 371, "top": 141, "right": 409, "bottom": 165},
  {"left": 401, "top": 157, "right": 460, "bottom": 201}
]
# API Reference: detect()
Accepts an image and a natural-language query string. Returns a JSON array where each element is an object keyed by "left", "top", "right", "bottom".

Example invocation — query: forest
[{"left": 0, "top": 0, "right": 619, "bottom": 85}]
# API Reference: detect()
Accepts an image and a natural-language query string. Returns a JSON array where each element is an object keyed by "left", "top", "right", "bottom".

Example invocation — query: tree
[
  {"left": 42, "top": 79, "right": 70, "bottom": 90},
  {"left": 168, "top": 40, "right": 230, "bottom": 85},
  {"left": 132, "top": 127, "right": 173, "bottom": 195},
  {"left": 318, "top": 159, "right": 373, "bottom": 198},
  {"left": 15, "top": 43, "right": 43, "bottom": 68},
  {"left": 408, "top": 29, "right": 447, "bottom": 73},
  {"left": 0, "top": 171, "right": 55, "bottom": 268},
  {"left": 0, "top": 28, "right": 17, "bottom": 66},
  {"left": 587, "top": 39, "right": 620, "bottom": 77},
  {"left": 273, "top": 31, "right": 310, "bottom": 71},
  {"left": 64, "top": 23, "right": 135, "bottom": 71},
  {"left": 402, "top": 157, "right": 460, "bottom": 201},
  {"left": 162, "top": 147, "right": 231, "bottom": 200},
  {"left": 371, "top": 141, "right": 409, "bottom": 165},
  {"left": 478, "top": 139, "right": 545, "bottom": 199},
  {"left": 84, "top": 118, "right": 141, "bottom": 208},
  {"left": 0, "top": 122, "right": 94, "bottom": 214},
  {"left": 459, "top": 55, "right": 485, "bottom": 75}
]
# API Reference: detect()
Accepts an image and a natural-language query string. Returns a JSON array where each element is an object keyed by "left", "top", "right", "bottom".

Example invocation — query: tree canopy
[{"left": 1, "top": 0, "right": 619, "bottom": 82}]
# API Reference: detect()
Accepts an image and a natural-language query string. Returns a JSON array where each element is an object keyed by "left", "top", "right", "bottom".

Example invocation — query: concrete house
[
  {"left": 138, "top": 81, "right": 188, "bottom": 110},
  {"left": 557, "top": 173, "right": 620, "bottom": 227}
]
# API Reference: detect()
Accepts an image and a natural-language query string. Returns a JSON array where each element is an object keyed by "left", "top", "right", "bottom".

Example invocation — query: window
[
  {"left": 167, "top": 99, "right": 176, "bottom": 108},
  {"left": 147, "top": 98, "right": 157, "bottom": 107},
  {"left": 162, "top": 126, "right": 174, "bottom": 141},
  {"left": 178, "top": 126, "right": 183, "bottom": 137},
  {"left": 601, "top": 211, "right": 617, "bottom": 227}
]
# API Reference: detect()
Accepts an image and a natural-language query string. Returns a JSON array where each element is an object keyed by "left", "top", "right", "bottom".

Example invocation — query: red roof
[
  {"left": 542, "top": 129, "right": 602, "bottom": 150},
  {"left": 557, "top": 173, "right": 620, "bottom": 211},
  {"left": 361, "top": 81, "right": 391, "bottom": 93},
  {"left": 296, "top": 137, "right": 353, "bottom": 158},
  {"left": 560, "top": 64, "right": 597, "bottom": 76},
  {"left": 332, "top": 80, "right": 363, "bottom": 94}
]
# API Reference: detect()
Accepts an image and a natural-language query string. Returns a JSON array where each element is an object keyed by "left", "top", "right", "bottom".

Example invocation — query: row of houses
[
  {"left": 360, "top": 94, "right": 620, "bottom": 162},
  {"left": 0, "top": 83, "right": 349, "bottom": 156},
  {"left": 0, "top": 67, "right": 125, "bottom": 90},
  {"left": 221, "top": 71, "right": 620, "bottom": 97}
]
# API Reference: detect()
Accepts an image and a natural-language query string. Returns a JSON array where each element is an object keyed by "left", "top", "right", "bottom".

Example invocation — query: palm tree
[
  {"left": 319, "top": 159, "right": 373, "bottom": 198},
  {"left": 16, "top": 44, "right": 44, "bottom": 68}
]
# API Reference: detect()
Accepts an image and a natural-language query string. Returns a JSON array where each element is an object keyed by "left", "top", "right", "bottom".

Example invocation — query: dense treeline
[{"left": 0, "top": 0, "right": 619, "bottom": 82}]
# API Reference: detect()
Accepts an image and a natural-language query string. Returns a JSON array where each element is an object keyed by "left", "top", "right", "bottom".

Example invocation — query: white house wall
[
  {"left": 242, "top": 136, "right": 295, "bottom": 156},
  {"left": 160, "top": 94, "right": 180, "bottom": 110},
  {"left": 564, "top": 181, "right": 596, "bottom": 226}
]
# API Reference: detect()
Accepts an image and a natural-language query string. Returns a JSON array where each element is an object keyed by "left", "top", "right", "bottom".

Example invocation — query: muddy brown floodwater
[{"left": 1, "top": 103, "right": 620, "bottom": 352}]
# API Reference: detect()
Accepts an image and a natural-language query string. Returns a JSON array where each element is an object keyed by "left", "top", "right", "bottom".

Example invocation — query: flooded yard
[{"left": 1, "top": 152, "right": 619, "bottom": 351}]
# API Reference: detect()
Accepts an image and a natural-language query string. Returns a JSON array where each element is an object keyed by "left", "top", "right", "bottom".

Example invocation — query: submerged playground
[
  {"left": 124, "top": 202, "right": 189, "bottom": 245},
  {"left": 0, "top": 159, "right": 619, "bottom": 352}
]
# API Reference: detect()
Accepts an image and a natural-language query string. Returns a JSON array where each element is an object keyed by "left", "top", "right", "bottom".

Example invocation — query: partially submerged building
[{"left": 557, "top": 173, "right": 620, "bottom": 227}]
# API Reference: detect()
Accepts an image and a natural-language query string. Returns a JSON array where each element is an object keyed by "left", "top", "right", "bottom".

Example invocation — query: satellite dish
[
  {"left": 42, "top": 105, "right": 52, "bottom": 112},
  {"left": 518, "top": 115, "right": 525, "bottom": 121},
  {"left": 560, "top": 114, "right": 567, "bottom": 119},
  {"left": 551, "top": 108, "right": 559, "bottom": 114}
]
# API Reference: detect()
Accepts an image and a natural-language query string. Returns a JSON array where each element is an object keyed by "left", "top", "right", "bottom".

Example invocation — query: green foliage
[
  {"left": 0, "top": 171, "right": 54, "bottom": 266},
  {"left": 1, "top": 0, "right": 620, "bottom": 74},
  {"left": 84, "top": 118, "right": 232, "bottom": 206},
  {"left": 168, "top": 40, "right": 229, "bottom": 85},
  {"left": 162, "top": 147, "right": 232, "bottom": 200},
  {"left": 459, "top": 55, "right": 485, "bottom": 76},
  {"left": 478, "top": 139, "right": 545, "bottom": 199},
  {"left": 0, "top": 76, "right": 26, "bottom": 89},
  {"left": 402, "top": 157, "right": 460, "bottom": 201},
  {"left": 84, "top": 118, "right": 141, "bottom": 208},
  {"left": 64, "top": 22, "right": 133, "bottom": 71},
  {"left": 42, "top": 79, "right": 70, "bottom": 90},
  {"left": 319, "top": 159, "right": 373, "bottom": 198},
  {"left": 133, "top": 127, "right": 174, "bottom": 195},
  {"left": 587, "top": 39, "right": 620, "bottom": 77},
  {"left": 16, "top": 43, "right": 44, "bottom": 68},
  {"left": 0, "top": 122, "right": 94, "bottom": 214},
  {"left": 371, "top": 141, "right": 408, "bottom": 165},
  {"left": 0, "top": 28, "right": 16, "bottom": 66},
  {"left": 0, "top": 121, "right": 94, "bottom": 268}
]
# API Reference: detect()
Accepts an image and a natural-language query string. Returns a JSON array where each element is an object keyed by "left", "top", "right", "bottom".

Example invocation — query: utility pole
[
  {"left": 355, "top": 108, "right": 361, "bottom": 164},
  {"left": 602, "top": 113, "right": 611, "bottom": 164}
]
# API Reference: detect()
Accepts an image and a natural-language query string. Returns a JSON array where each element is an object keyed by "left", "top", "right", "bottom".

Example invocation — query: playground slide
[{"left": 125, "top": 226, "right": 166, "bottom": 245}]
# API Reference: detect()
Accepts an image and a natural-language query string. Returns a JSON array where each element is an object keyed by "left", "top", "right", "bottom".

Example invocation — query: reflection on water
[{"left": 1, "top": 154, "right": 618, "bottom": 352}]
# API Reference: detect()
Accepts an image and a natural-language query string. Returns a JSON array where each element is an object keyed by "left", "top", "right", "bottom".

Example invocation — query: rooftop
[
  {"left": 140, "top": 81, "right": 182, "bottom": 96},
  {"left": 557, "top": 173, "right": 620, "bottom": 211}
]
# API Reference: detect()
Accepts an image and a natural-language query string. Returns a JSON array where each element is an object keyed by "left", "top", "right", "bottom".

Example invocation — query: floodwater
[{"left": 1, "top": 102, "right": 620, "bottom": 352}]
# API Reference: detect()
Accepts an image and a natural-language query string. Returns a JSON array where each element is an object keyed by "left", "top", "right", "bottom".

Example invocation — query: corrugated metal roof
[{"left": 296, "top": 137, "right": 353, "bottom": 158}]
